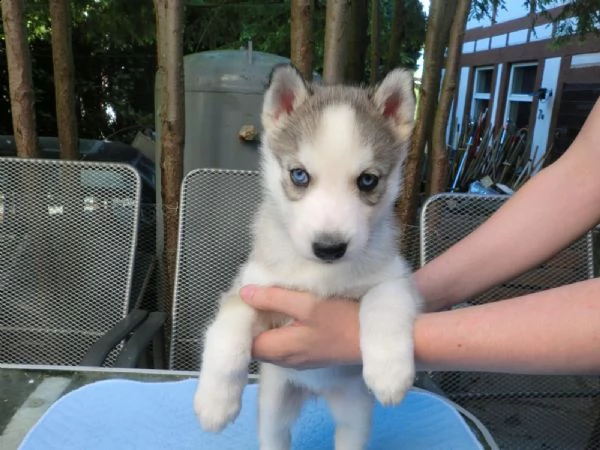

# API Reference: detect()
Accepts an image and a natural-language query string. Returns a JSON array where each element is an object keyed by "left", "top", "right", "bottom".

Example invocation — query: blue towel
[{"left": 19, "top": 378, "right": 482, "bottom": 450}]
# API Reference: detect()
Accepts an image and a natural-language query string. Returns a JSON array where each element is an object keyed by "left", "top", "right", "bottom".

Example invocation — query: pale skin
[{"left": 240, "top": 98, "right": 600, "bottom": 376}]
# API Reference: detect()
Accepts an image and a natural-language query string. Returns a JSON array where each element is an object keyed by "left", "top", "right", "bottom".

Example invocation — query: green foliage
[
  {"left": 536, "top": 0, "right": 600, "bottom": 45},
  {"left": 182, "top": 0, "right": 331, "bottom": 73},
  {"left": 5, "top": 0, "right": 595, "bottom": 143},
  {"left": 382, "top": 0, "right": 426, "bottom": 69},
  {"left": 471, "top": 0, "right": 599, "bottom": 45},
  {"left": 0, "top": 0, "right": 425, "bottom": 142},
  {"left": 183, "top": 1, "right": 293, "bottom": 56},
  {"left": 1, "top": 0, "right": 156, "bottom": 141}
]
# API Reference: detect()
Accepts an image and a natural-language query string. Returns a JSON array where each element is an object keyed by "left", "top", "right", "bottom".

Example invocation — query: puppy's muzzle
[{"left": 312, "top": 238, "right": 348, "bottom": 261}]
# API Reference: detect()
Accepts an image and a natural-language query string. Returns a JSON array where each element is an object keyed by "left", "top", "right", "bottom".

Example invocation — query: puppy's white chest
[{"left": 240, "top": 258, "right": 389, "bottom": 300}]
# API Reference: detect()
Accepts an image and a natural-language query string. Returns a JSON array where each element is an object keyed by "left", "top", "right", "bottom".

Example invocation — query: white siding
[
  {"left": 475, "top": 38, "right": 490, "bottom": 52},
  {"left": 466, "top": 0, "right": 569, "bottom": 30},
  {"left": 447, "top": 67, "right": 470, "bottom": 149},
  {"left": 530, "top": 23, "right": 553, "bottom": 42},
  {"left": 571, "top": 52, "right": 600, "bottom": 68},
  {"left": 531, "top": 57, "right": 561, "bottom": 170},
  {"left": 490, "top": 63, "right": 504, "bottom": 126},
  {"left": 462, "top": 41, "right": 475, "bottom": 53},
  {"left": 490, "top": 34, "right": 507, "bottom": 49},
  {"left": 508, "top": 29, "right": 528, "bottom": 46}
]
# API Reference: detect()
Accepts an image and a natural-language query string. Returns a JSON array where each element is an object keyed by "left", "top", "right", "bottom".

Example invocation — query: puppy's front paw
[
  {"left": 194, "top": 373, "right": 245, "bottom": 432},
  {"left": 363, "top": 346, "right": 415, "bottom": 406}
]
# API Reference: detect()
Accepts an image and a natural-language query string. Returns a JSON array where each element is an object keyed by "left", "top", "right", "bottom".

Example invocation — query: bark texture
[
  {"left": 369, "top": 0, "right": 381, "bottom": 84},
  {"left": 344, "top": 0, "right": 368, "bottom": 83},
  {"left": 386, "top": 0, "right": 405, "bottom": 71},
  {"left": 428, "top": 0, "right": 471, "bottom": 195},
  {"left": 291, "top": 0, "right": 314, "bottom": 81},
  {"left": 396, "top": 0, "right": 454, "bottom": 233},
  {"left": 154, "top": 0, "right": 185, "bottom": 315},
  {"left": 323, "top": 0, "right": 351, "bottom": 84},
  {"left": 49, "top": 0, "right": 78, "bottom": 159},
  {"left": 1, "top": 0, "right": 39, "bottom": 158}
]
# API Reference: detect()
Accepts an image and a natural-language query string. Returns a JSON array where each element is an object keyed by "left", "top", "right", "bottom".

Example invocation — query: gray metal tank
[
  {"left": 154, "top": 46, "right": 291, "bottom": 180},
  {"left": 152, "top": 47, "right": 296, "bottom": 291}
]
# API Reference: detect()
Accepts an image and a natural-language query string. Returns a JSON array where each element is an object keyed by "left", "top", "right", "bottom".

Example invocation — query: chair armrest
[
  {"left": 80, "top": 309, "right": 149, "bottom": 367},
  {"left": 114, "top": 311, "right": 167, "bottom": 368},
  {"left": 414, "top": 372, "right": 447, "bottom": 397},
  {"left": 131, "top": 252, "right": 156, "bottom": 309}
]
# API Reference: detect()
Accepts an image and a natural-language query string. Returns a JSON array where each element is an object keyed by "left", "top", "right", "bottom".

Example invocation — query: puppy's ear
[
  {"left": 372, "top": 69, "right": 416, "bottom": 142},
  {"left": 262, "top": 64, "right": 310, "bottom": 132}
]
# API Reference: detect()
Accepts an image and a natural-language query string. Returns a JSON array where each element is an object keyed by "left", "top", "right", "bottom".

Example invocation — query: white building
[{"left": 447, "top": 0, "right": 600, "bottom": 169}]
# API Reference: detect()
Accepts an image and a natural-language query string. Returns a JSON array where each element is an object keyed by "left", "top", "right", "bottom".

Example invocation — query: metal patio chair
[
  {"left": 160, "top": 170, "right": 506, "bottom": 446},
  {"left": 167, "top": 168, "right": 262, "bottom": 371},
  {"left": 0, "top": 157, "right": 162, "bottom": 368},
  {"left": 165, "top": 168, "right": 428, "bottom": 372},
  {"left": 419, "top": 192, "right": 600, "bottom": 449}
]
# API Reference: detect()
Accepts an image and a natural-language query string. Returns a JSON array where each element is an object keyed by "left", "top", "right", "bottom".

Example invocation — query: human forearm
[
  {"left": 415, "top": 103, "right": 600, "bottom": 311},
  {"left": 414, "top": 277, "right": 600, "bottom": 374},
  {"left": 243, "top": 279, "right": 600, "bottom": 375}
]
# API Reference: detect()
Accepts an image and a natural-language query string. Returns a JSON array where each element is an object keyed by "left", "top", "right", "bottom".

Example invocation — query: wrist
[{"left": 414, "top": 266, "right": 458, "bottom": 312}]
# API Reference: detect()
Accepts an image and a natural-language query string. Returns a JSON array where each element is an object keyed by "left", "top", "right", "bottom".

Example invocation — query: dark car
[
  {"left": 0, "top": 135, "right": 158, "bottom": 309},
  {"left": 0, "top": 135, "right": 156, "bottom": 204}
]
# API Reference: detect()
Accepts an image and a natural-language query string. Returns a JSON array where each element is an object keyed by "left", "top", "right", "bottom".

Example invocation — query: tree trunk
[
  {"left": 369, "top": 0, "right": 381, "bottom": 85},
  {"left": 428, "top": 0, "right": 470, "bottom": 195},
  {"left": 1, "top": 0, "right": 39, "bottom": 158},
  {"left": 323, "top": 0, "right": 351, "bottom": 84},
  {"left": 49, "top": 0, "right": 78, "bottom": 160},
  {"left": 386, "top": 0, "right": 404, "bottom": 71},
  {"left": 344, "top": 0, "right": 368, "bottom": 83},
  {"left": 395, "top": 0, "right": 453, "bottom": 232},
  {"left": 291, "top": 0, "right": 314, "bottom": 81},
  {"left": 154, "top": 0, "right": 185, "bottom": 316}
]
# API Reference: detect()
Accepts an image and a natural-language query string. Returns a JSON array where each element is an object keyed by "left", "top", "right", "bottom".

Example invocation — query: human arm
[
  {"left": 241, "top": 98, "right": 600, "bottom": 373},
  {"left": 414, "top": 277, "right": 600, "bottom": 374},
  {"left": 417, "top": 98, "right": 600, "bottom": 312},
  {"left": 241, "top": 281, "right": 600, "bottom": 374}
]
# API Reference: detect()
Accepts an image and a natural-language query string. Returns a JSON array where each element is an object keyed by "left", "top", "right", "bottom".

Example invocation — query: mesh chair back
[
  {"left": 0, "top": 157, "right": 140, "bottom": 365},
  {"left": 170, "top": 168, "right": 262, "bottom": 371},
  {"left": 420, "top": 193, "right": 599, "bottom": 449}
]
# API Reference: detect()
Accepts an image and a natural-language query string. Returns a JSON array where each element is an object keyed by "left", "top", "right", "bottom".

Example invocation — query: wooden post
[
  {"left": 154, "top": 0, "right": 185, "bottom": 316},
  {"left": 291, "top": 0, "right": 314, "bottom": 81},
  {"left": 49, "top": 0, "right": 79, "bottom": 160},
  {"left": 428, "top": 0, "right": 471, "bottom": 195},
  {"left": 323, "top": 0, "right": 351, "bottom": 84},
  {"left": 1, "top": 0, "right": 39, "bottom": 158}
]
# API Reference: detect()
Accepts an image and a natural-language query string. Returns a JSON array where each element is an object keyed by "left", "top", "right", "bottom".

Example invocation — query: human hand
[{"left": 239, "top": 285, "right": 362, "bottom": 369}]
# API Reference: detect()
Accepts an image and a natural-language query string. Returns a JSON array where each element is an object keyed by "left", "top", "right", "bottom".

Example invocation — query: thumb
[
  {"left": 239, "top": 285, "right": 317, "bottom": 322},
  {"left": 250, "top": 326, "right": 306, "bottom": 364}
]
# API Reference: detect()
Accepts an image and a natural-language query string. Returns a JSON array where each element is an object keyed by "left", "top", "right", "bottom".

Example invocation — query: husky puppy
[{"left": 194, "top": 65, "right": 422, "bottom": 450}]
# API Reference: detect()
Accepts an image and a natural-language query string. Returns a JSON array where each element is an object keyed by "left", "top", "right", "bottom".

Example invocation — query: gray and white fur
[{"left": 194, "top": 65, "right": 422, "bottom": 450}]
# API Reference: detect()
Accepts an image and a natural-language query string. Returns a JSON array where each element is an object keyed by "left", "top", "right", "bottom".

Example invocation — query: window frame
[
  {"left": 503, "top": 62, "right": 538, "bottom": 129},
  {"left": 470, "top": 65, "right": 495, "bottom": 121}
]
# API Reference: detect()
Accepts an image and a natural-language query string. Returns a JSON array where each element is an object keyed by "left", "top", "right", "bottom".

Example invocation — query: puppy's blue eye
[
  {"left": 357, "top": 173, "right": 379, "bottom": 192},
  {"left": 290, "top": 168, "right": 310, "bottom": 187}
]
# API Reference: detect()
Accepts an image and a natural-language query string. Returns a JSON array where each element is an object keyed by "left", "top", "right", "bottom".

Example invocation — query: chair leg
[{"left": 152, "top": 328, "right": 166, "bottom": 369}]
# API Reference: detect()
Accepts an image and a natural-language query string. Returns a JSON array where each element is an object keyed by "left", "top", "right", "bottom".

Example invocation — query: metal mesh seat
[
  {"left": 420, "top": 192, "right": 599, "bottom": 449},
  {"left": 0, "top": 157, "right": 142, "bottom": 366},
  {"left": 170, "top": 168, "right": 262, "bottom": 371}
]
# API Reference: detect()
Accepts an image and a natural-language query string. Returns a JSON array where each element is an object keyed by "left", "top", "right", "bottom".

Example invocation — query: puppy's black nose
[{"left": 312, "top": 240, "right": 348, "bottom": 261}]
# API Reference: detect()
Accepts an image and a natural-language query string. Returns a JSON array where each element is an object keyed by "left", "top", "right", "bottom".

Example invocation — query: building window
[
  {"left": 504, "top": 62, "right": 538, "bottom": 130},
  {"left": 471, "top": 66, "right": 494, "bottom": 121}
]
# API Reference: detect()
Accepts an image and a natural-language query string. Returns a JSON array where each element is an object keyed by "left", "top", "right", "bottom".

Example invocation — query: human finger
[
  {"left": 240, "top": 285, "right": 317, "bottom": 322},
  {"left": 250, "top": 326, "right": 307, "bottom": 367}
]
